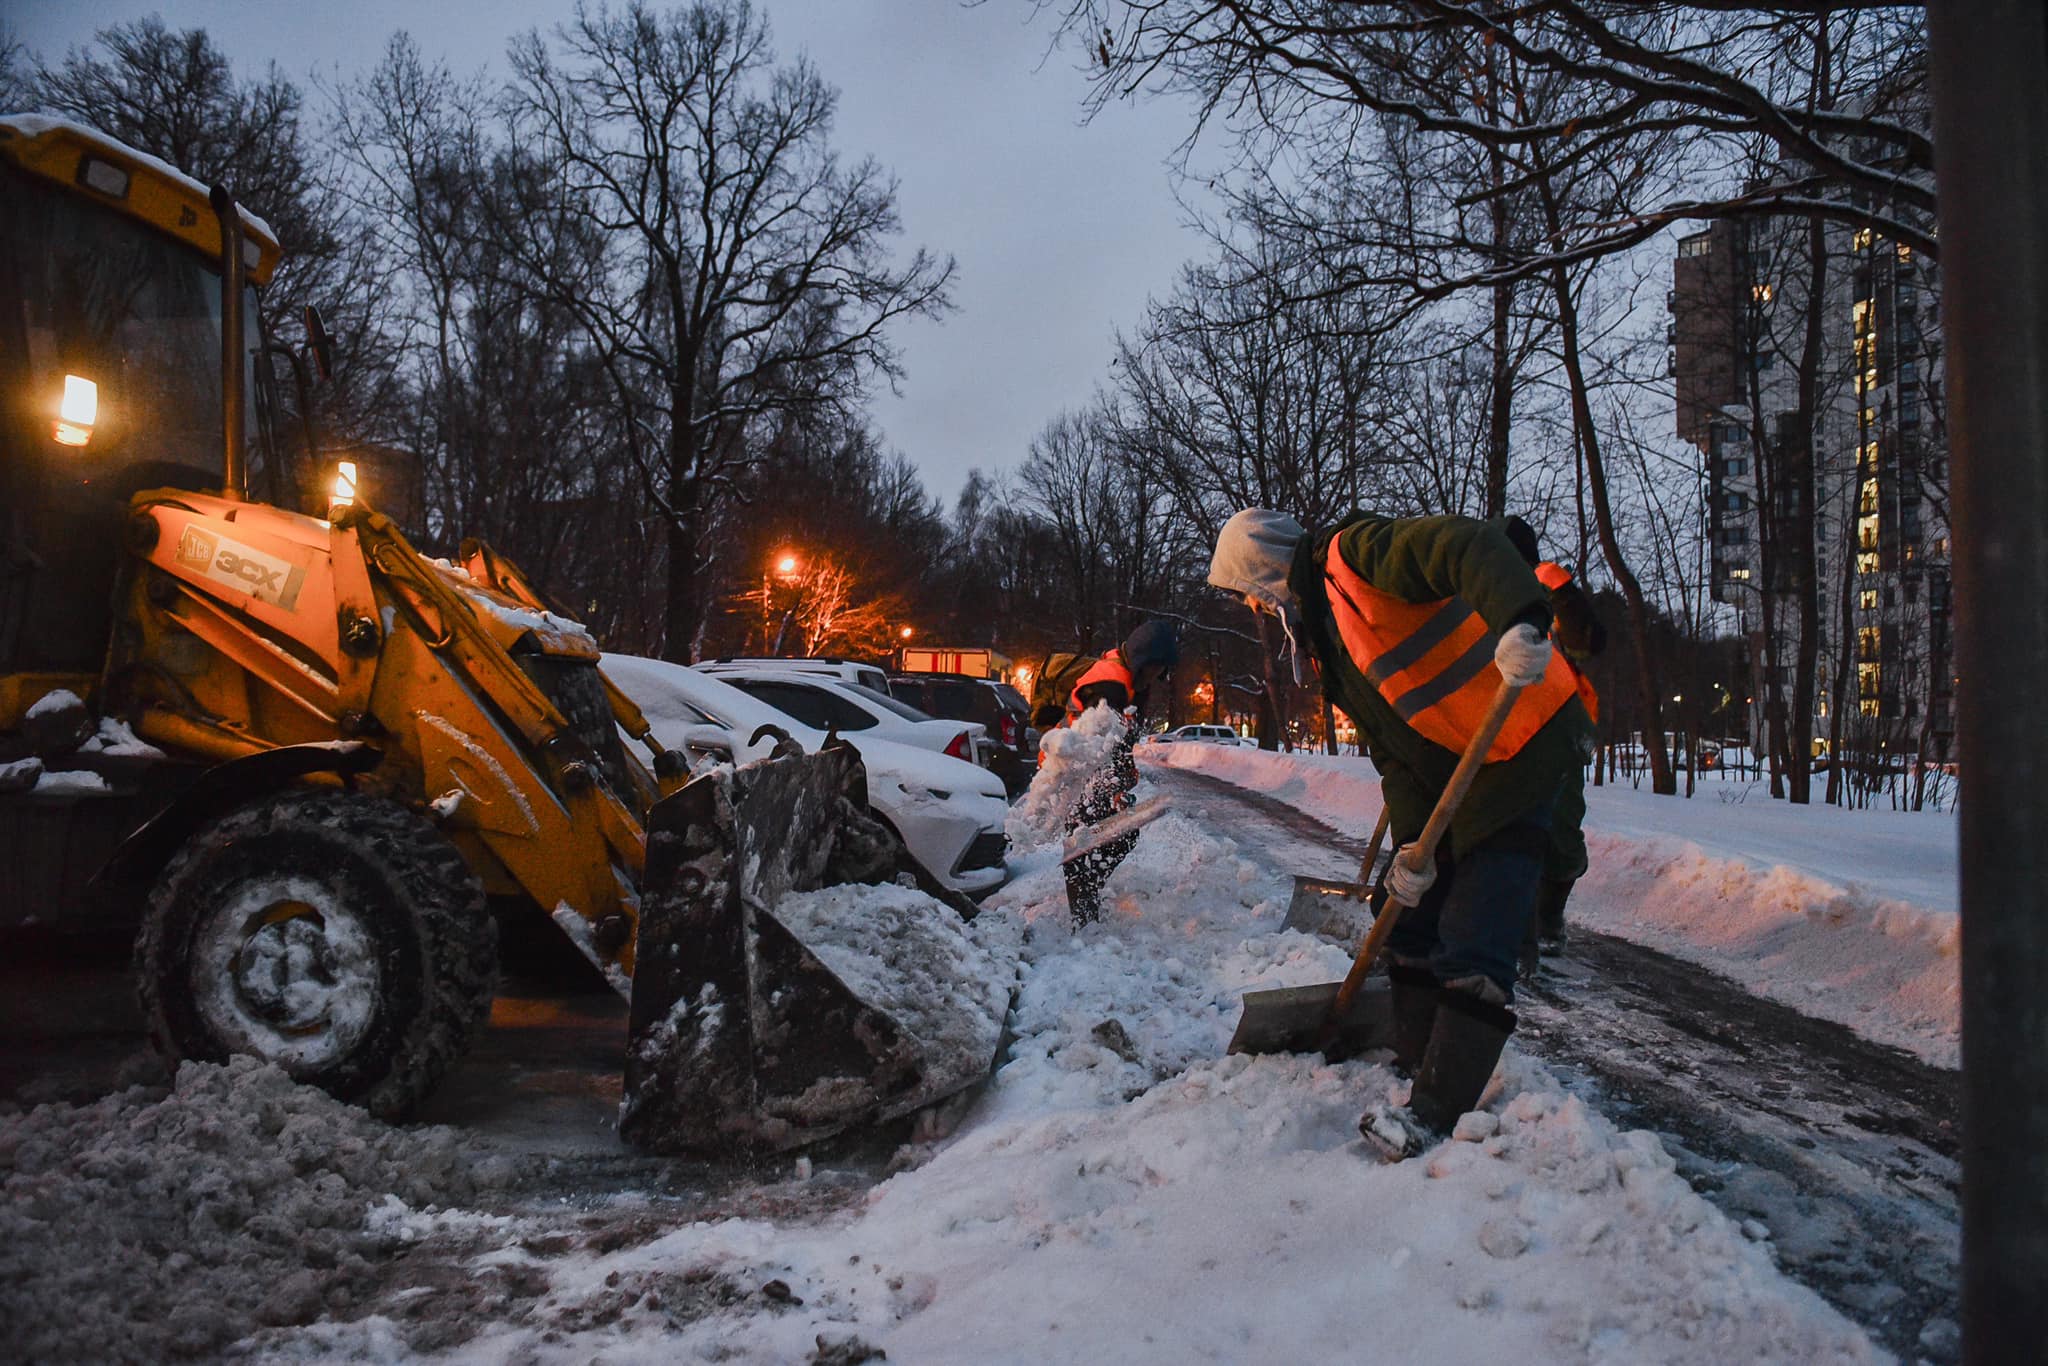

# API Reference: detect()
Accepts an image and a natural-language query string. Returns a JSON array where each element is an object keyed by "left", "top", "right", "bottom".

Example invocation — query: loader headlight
[
  {"left": 53, "top": 374, "right": 97, "bottom": 447},
  {"left": 328, "top": 460, "right": 359, "bottom": 519}
]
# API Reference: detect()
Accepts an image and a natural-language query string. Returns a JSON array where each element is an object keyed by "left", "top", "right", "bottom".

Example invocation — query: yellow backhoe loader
[{"left": 0, "top": 114, "right": 1009, "bottom": 1153}]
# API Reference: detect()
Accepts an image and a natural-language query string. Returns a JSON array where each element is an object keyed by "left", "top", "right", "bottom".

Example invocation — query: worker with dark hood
[
  {"left": 1063, "top": 619, "right": 1180, "bottom": 927},
  {"left": 1208, "top": 508, "right": 1592, "bottom": 1158}
]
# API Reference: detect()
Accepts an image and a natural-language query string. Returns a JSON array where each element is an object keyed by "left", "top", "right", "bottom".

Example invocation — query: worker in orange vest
[
  {"left": 1063, "top": 620, "right": 1179, "bottom": 927},
  {"left": 1210, "top": 508, "right": 1593, "bottom": 1159}
]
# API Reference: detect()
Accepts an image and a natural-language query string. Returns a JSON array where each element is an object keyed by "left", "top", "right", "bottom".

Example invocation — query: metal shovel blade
[
  {"left": 1227, "top": 977, "right": 1393, "bottom": 1060},
  {"left": 621, "top": 746, "right": 1008, "bottom": 1156},
  {"left": 1283, "top": 876, "right": 1378, "bottom": 944}
]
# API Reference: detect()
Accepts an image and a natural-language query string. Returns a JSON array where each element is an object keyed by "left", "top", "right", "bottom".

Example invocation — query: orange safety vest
[
  {"left": 1536, "top": 561, "right": 1601, "bottom": 726},
  {"left": 1066, "top": 651, "right": 1136, "bottom": 725},
  {"left": 1324, "top": 542, "right": 1579, "bottom": 762}
]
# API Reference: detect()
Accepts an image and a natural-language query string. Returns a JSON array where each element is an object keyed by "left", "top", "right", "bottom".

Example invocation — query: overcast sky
[{"left": 9, "top": 0, "right": 1213, "bottom": 505}]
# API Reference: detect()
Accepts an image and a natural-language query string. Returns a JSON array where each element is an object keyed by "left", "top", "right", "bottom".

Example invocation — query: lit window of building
[
  {"left": 1860, "top": 589, "right": 1879, "bottom": 610},
  {"left": 1853, "top": 228, "right": 1875, "bottom": 251}
]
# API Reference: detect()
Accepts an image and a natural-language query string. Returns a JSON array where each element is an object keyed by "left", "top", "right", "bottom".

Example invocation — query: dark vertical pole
[
  {"left": 209, "top": 185, "right": 247, "bottom": 502},
  {"left": 1926, "top": 1, "right": 2048, "bottom": 1358}
]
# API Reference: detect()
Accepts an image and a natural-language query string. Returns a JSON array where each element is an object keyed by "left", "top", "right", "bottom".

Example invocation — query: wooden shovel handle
[
  {"left": 1356, "top": 805, "right": 1392, "bottom": 887},
  {"left": 1328, "top": 676, "right": 1526, "bottom": 1019}
]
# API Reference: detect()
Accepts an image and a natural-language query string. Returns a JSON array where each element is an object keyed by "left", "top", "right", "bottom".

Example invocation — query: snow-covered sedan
[
  {"left": 704, "top": 668, "right": 994, "bottom": 769},
  {"left": 600, "top": 655, "right": 1010, "bottom": 898}
]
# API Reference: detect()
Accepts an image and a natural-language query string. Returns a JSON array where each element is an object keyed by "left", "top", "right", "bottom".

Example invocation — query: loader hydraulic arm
[
  {"left": 117, "top": 488, "right": 655, "bottom": 993},
  {"left": 339, "top": 506, "right": 653, "bottom": 987}
]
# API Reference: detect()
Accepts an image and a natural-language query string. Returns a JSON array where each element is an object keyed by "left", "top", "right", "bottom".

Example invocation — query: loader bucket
[{"left": 619, "top": 744, "right": 1011, "bottom": 1155}]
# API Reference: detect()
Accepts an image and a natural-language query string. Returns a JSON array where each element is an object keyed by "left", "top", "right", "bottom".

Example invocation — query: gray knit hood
[{"left": 1209, "top": 508, "right": 1312, "bottom": 681}]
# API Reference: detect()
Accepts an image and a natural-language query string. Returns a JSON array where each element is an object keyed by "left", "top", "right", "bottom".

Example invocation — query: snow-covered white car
[
  {"left": 706, "top": 668, "right": 993, "bottom": 768},
  {"left": 601, "top": 655, "right": 1010, "bottom": 897},
  {"left": 1154, "top": 723, "right": 1244, "bottom": 746},
  {"left": 697, "top": 656, "right": 891, "bottom": 693}
]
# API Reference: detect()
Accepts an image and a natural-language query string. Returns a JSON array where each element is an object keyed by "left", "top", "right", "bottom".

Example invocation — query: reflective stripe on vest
[
  {"left": 1066, "top": 652, "right": 1135, "bottom": 724},
  {"left": 1324, "top": 540, "right": 1578, "bottom": 761},
  {"left": 1562, "top": 657, "right": 1599, "bottom": 727}
]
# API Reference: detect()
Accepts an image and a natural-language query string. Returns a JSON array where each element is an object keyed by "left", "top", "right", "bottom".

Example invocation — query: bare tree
[
  {"left": 500, "top": 0, "right": 954, "bottom": 660},
  {"left": 1060, "top": 1, "right": 1935, "bottom": 268}
]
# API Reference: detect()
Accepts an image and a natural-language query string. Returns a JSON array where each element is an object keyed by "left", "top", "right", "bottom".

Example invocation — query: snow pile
[
  {"left": 1157, "top": 743, "right": 1963, "bottom": 1068},
  {"left": 773, "top": 882, "right": 1023, "bottom": 1078},
  {"left": 1006, "top": 703, "right": 1127, "bottom": 849},
  {"left": 1573, "top": 832, "right": 1960, "bottom": 1067},
  {"left": 23, "top": 688, "right": 83, "bottom": 721},
  {"left": 9, "top": 700, "right": 164, "bottom": 794},
  {"left": 0, "top": 1057, "right": 523, "bottom": 1362},
  {"left": 1146, "top": 741, "right": 1384, "bottom": 838},
  {"left": 31, "top": 767, "right": 110, "bottom": 795},
  {"left": 369, "top": 812, "right": 1874, "bottom": 1364},
  {"left": 78, "top": 715, "right": 167, "bottom": 759}
]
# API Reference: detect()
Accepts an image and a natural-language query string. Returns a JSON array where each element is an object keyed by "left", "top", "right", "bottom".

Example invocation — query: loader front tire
[{"left": 136, "top": 790, "right": 496, "bottom": 1119}]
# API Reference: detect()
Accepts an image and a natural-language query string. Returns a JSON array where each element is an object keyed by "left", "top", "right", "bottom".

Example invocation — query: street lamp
[
  {"left": 764, "top": 550, "right": 804, "bottom": 656},
  {"left": 899, "top": 626, "right": 914, "bottom": 640}
]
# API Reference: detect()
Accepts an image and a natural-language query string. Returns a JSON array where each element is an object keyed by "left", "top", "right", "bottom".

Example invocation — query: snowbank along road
[{"left": 0, "top": 746, "right": 1950, "bottom": 1363}]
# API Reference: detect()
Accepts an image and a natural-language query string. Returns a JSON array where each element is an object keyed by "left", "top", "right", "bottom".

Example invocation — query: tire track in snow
[{"left": 1151, "top": 763, "right": 1962, "bottom": 1363}]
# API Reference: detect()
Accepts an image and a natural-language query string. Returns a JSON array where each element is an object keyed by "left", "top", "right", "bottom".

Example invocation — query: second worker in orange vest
[
  {"left": 1209, "top": 508, "right": 1594, "bottom": 1157},
  {"left": 1062, "top": 620, "right": 1180, "bottom": 927}
]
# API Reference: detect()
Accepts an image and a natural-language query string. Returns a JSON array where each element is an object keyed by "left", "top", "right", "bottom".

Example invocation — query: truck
[
  {"left": 0, "top": 113, "right": 1008, "bottom": 1153},
  {"left": 898, "top": 646, "right": 1012, "bottom": 680}
]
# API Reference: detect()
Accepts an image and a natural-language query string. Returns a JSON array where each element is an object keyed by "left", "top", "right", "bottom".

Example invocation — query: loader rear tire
[{"left": 135, "top": 790, "right": 496, "bottom": 1119}]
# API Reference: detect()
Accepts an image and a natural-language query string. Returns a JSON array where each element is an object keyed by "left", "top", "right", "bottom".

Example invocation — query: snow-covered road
[
  {"left": 1155, "top": 763, "right": 1960, "bottom": 1361},
  {"left": 1, "top": 743, "right": 1948, "bottom": 1363}
]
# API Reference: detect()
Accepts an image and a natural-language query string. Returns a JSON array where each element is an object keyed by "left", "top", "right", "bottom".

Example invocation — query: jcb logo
[
  {"left": 175, "top": 526, "right": 218, "bottom": 569},
  {"left": 214, "top": 550, "right": 284, "bottom": 595}
]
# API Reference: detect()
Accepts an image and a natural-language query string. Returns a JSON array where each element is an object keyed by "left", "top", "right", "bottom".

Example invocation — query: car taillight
[
  {"left": 1000, "top": 714, "right": 1019, "bottom": 747},
  {"left": 945, "top": 731, "right": 971, "bottom": 761}
]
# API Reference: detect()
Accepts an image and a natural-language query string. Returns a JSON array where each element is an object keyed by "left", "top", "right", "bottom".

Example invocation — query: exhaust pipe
[{"left": 208, "top": 184, "right": 246, "bottom": 502}]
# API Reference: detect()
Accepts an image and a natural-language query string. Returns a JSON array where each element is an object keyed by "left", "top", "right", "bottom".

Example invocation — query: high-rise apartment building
[{"left": 1669, "top": 209, "right": 1952, "bottom": 765}]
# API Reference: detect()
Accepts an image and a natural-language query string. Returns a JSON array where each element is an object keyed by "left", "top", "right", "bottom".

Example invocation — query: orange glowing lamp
[{"left": 53, "top": 374, "right": 97, "bottom": 446}]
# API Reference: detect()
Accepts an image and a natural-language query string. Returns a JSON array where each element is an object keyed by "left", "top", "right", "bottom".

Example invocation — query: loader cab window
[
  {"left": 0, "top": 166, "right": 265, "bottom": 672},
  {"left": 2, "top": 166, "right": 262, "bottom": 488}
]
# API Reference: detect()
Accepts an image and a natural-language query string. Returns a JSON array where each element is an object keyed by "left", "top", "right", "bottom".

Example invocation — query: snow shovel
[
  {"left": 619, "top": 742, "right": 1013, "bottom": 1155},
  {"left": 1282, "top": 804, "right": 1392, "bottom": 943},
  {"left": 1060, "top": 794, "right": 1172, "bottom": 865},
  {"left": 1227, "top": 677, "right": 1527, "bottom": 1060}
]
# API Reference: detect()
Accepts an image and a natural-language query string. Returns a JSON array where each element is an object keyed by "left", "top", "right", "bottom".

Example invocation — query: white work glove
[
  {"left": 1384, "top": 844, "right": 1437, "bottom": 908},
  {"left": 1494, "top": 622, "right": 1553, "bottom": 687}
]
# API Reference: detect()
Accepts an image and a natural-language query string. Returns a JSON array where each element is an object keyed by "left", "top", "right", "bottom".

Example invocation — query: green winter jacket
[{"left": 1290, "top": 514, "right": 1593, "bottom": 856}]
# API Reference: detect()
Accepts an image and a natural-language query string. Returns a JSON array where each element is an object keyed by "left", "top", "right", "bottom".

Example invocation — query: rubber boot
[
  {"left": 1408, "top": 989, "right": 1517, "bottom": 1135},
  {"left": 1535, "top": 878, "right": 1573, "bottom": 953},
  {"left": 1516, "top": 921, "right": 1541, "bottom": 982},
  {"left": 1386, "top": 962, "right": 1439, "bottom": 1075}
]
